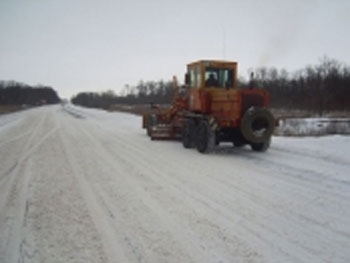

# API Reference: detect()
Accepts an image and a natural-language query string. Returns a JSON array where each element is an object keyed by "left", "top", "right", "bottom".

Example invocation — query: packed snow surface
[{"left": 0, "top": 105, "right": 349, "bottom": 263}]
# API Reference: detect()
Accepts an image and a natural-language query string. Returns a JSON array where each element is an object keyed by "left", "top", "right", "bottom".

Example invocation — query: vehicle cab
[{"left": 185, "top": 60, "right": 242, "bottom": 123}]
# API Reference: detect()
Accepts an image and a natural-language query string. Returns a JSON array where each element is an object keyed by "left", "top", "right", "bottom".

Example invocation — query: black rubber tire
[
  {"left": 182, "top": 119, "right": 196, "bottom": 148},
  {"left": 240, "top": 107, "right": 274, "bottom": 144},
  {"left": 251, "top": 138, "right": 271, "bottom": 152},
  {"left": 196, "top": 120, "right": 215, "bottom": 153}
]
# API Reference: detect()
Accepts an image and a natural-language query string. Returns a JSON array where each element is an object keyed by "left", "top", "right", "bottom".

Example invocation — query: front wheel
[
  {"left": 196, "top": 120, "right": 215, "bottom": 153},
  {"left": 182, "top": 119, "right": 195, "bottom": 148}
]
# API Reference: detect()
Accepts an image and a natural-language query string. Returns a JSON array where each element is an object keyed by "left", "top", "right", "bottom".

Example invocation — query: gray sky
[{"left": 1, "top": 0, "right": 349, "bottom": 99}]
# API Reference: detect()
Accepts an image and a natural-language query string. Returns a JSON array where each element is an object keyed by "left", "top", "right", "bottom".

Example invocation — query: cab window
[
  {"left": 187, "top": 66, "right": 202, "bottom": 88},
  {"left": 195, "top": 66, "right": 202, "bottom": 88},
  {"left": 205, "top": 67, "right": 234, "bottom": 88},
  {"left": 188, "top": 69, "right": 195, "bottom": 88}
]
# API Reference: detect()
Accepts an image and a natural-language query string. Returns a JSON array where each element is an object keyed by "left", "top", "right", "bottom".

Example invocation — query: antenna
[{"left": 222, "top": 26, "right": 226, "bottom": 59}]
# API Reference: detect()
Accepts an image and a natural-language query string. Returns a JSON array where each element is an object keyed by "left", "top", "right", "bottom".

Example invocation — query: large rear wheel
[{"left": 240, "top": 107, "right": 274, "bottom": 144}]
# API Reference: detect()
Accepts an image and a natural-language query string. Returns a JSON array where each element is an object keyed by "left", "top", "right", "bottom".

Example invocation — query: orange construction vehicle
[{"left": 142, "top": 60, "right": 274, "bottom": 153}]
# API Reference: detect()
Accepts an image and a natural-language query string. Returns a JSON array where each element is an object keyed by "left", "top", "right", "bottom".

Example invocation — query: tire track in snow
[
  {"left": 57, "top": 115, "right": 130, "bottom": 263},
  {"left": 0, "top": 108, "right": 59, "bottom": 263},
  {"left": 0, "top": 130, "right": 33, "bottom": 148},
  {"left": 0, "top": 110, "right": 58, "bottom": 182},
  {"left": 18, "top": 111, "right": 108, "bottom": 263},
  {"left": 78, "top": 120, "right": 271, "bottom": 262},
  {"left": 83, "top": 117, "right": 307, "bottom": 261},
  {"left": 105, "top": 133, "right": 309, "bottom": 262},
  {"left": 272, "top": 144, "right": 350, "bottom": 167},
  {"left": 248, "top": 147, "right": 350, "bottom": 196},
  {"left": 0, "top": 111, "right": 23, "bottom": 130},
  {"left": 0, "top": 110, "right": 48, "bottom": 208},
  {"left": 3, "top": 107, "right": 347, "bottom": 263},
  {"left": 65, "top": 116, "right": 211, "bottom": 263},
  {"left": 101, "top": 123, "right": 350, "bottom": 262}
]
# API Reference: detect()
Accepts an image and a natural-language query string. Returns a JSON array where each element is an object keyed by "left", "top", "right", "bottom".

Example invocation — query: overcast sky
[{"left": 1, "top": 0, "right": 349, "bottom": 99}]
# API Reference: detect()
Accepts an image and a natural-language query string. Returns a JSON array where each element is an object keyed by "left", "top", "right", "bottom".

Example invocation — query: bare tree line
[
  {"left": 72, "top": 57, "right": 350, "bottom": 115},
  {"left": 0, "top": 80, "right": 60, "bottom": 105},
  {"left": 71, "top": 80, "right": 174, "bottom": 109},
  {"left": 248, "top": 57, "right": 350, "bottom": 115}
]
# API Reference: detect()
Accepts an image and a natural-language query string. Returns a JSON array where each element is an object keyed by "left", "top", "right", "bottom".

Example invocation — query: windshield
[{"left": 205, "top": 67, "right": 234, "bottom": 88}]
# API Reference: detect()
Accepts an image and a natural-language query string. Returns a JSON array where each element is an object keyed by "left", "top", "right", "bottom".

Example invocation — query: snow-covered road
[{"left": 0, "top": 105, "right": 349, "bottom": 263}]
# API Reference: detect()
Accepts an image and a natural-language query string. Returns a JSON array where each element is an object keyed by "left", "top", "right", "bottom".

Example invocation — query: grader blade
[
  {"left": 150, "top": 124, "right": 181, "bottom": 140},
  {"left": 150, "top": 125, "right": 173, "bottom": 140}
]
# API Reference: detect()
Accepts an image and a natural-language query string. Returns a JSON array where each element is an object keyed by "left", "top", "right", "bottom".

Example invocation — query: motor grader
[{"left": 142, "top": 60, "right": 274, "bottom": 153}]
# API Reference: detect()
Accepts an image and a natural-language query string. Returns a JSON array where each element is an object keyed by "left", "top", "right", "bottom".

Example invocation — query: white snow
[
  {"left": 0, "top": 104, "right": 349, "bottom": 263},
  {"left": 275, "top": 117, "right": 350, "bottom": 136}
]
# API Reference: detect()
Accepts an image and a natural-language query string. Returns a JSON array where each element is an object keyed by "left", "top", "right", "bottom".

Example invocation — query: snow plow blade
[{"left": 150, "top": 124, "right": 181, "bottom": 140}]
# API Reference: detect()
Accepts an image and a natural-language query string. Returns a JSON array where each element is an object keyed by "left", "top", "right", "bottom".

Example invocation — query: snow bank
[{"left": 275, "top": 118, "right": 350, "bottom": 136}]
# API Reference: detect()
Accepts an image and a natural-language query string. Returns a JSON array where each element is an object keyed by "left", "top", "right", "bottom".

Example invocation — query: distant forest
[
  {"left": 72, "top": 57, "right": 350, "bottom": 115},
  {"left": 71, "top": 80, "right": 174, "bottom": 110},
  {"left": 0, "top": 81, "right": 60, "bottom": 105}
]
